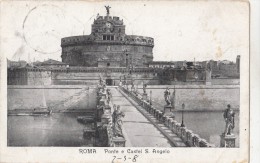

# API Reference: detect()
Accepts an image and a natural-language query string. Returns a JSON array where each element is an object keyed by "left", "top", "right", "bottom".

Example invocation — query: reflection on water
[
  {"left": 8, "top": 113, "right": 92, "bottom": 146},
  {"left": 174, "top": 111, "right": 240, "bottom": 147},
  {"left": 8, "top": 112, "right": 239, "bottom": 147}
]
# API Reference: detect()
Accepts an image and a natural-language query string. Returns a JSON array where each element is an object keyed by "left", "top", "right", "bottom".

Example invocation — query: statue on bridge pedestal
[
  {"left": 220, "top": 104, "right": 236, "bottom": 147},
  {"left": 106, "top": 89, "right": 112, "bottom": 104},
  {"left": 99, "top": 77, "right": 107, "bottom": 93},
  {"left": 99, "top": 76, "right": 102, "bottom": 85},
  {"left": 164, "top": 87, "right": 171, "bottom": 106},
  {"left": 101, "top": 81, "right": 107, "bottom": 92},
  {"left": 131, "top": 82, "right": 135, "bottom": 92},
  {"left": 112, "top": 105, "right": 125, "bottom": 137},
  {"left": 123, "top": 75, "right": 126, "bottom": 85},
  {"left": 143, "top": 83, "right": 147, "bottom": 94},
  {"left": 223, "top": 104, "right": 235, "bottom": 135},
  {"left": 99, "top": 76, "right": 105, "bottom": 86}
]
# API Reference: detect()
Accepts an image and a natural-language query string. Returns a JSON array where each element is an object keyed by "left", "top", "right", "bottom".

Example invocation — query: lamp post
[
  {"left": 125, "top": 49, "right": 129, "bottom": 69},
  {"left": 150, "top": 90, "right": 152, "bottom": 105},
  {"left": 124, "top": 75, "right": 126, "bottom": 85},
  {"left": 181, "top": 103, "right": 185, "bottom": 127}
]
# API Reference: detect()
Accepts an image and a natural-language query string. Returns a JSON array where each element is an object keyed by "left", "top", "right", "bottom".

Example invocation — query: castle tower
[
  {"left": 236, "top": 55, "right": 240, "bottom": 73},
  {"left": 61, "top": 6, "right": 154, "bottom": 67}
]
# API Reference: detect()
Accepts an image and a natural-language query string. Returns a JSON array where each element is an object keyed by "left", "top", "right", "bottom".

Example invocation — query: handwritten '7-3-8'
[{"left": 112, "top": 155, "right": 139, "bottom": 163}]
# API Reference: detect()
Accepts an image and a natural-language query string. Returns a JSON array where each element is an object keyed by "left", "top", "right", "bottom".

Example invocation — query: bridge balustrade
[
  {"left": 166, "top": 116, "right": 173, "bottom": 127},
  {"left": 176, "top": 123, "right": 182, "bottom": 137},
  {"left": 199, "top": 139, "right": 209, "bottom": 147},
  {"left": 169, "top": 118, "right": 174, "bottom": 129},
  {"left": 180, "top": 127, "right": 188, "bottom": 141},
  {"left": 192, "top": 134, "right": 200, "bottom": 147},
  {"left": 164, "top": 116, "right": 169, "bottom": 126},
  {"left": 155, "top": 110, "right": 159, "bottom": 120},
  {"left": 149, "top": 106, "right": 152, "bottom": 114},
  {"left": 97, "top": 85, "right": 126, "bottom": 147},
  {"left": 106, "top": 122, "right": 114, "bottom": 147},
  {"left": 119, "top": 85, "right": 214, "bottom": 147},
  {"left": 152, "top": 107, "right": 156, "bottom": 115},
  {"left": 158, "top": 111, "right": 163, "bottom": 122},
  {"left": 186, "top": 130, "right": 194, "bottom": 146},
  {"left": 171, "top": 120, "right": 177, "bottom": 133}
]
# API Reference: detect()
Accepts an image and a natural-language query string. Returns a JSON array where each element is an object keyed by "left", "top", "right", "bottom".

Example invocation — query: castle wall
[
  {"left": 8, "top": 67, "right": 239, "bottom": 86},
  {"left": 158, "top": 69, "right": 206, "bottom": 84},
  {"left": 8, "top": 69, "right": 28, "bottom": 85},
  {"left": 51, "top": 70, "right": 159, "bottom": 85},
  {"left": 61, "top": 43, "right": 153, "bottom": 67},
  {"left": 27, "top": 71, "right": 52, "bottom": 85},
  {"left": 8, "top": 68, "right": 53, "bottom": 86}
]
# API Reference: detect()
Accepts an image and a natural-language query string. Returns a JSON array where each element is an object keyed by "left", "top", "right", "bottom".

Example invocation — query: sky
[{"left": 0, "top": 1, "right": 249, "bottom": 62}]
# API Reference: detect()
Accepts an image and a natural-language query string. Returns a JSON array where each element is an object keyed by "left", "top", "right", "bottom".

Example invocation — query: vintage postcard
[{"left": 0, "top": 0, "right": 250, "bottom": 162}]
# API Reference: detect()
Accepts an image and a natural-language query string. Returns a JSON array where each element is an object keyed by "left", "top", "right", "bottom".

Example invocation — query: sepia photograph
[{"left": 0, "top": 0, "right": 251, "bottom": 162}]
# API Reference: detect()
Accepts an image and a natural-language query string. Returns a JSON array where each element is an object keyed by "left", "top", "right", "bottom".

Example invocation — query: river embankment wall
[
  {"left": 144, "top": 85, "right": 239, "bottom": 111},
  {"left": 7, "top": 85, "right": 97, "bottom": 111}
]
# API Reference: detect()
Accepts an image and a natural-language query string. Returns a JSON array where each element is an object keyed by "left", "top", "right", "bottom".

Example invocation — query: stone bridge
[{"left": 96, "top": 85, "right": 214, "bottom": 147}]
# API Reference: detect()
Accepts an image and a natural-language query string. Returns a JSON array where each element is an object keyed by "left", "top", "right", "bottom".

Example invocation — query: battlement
[
  {"left": 61, "top": 35, "right": 154, "bottom": 47},
  {"left": 61, "top": 35, "right": 93, "bottom": 46},
  {"left": 125, "top": 35, "right": 154, "bottom": 46},
  {"left": 94, "top": 15, "right": 124, "bottom": 25}
]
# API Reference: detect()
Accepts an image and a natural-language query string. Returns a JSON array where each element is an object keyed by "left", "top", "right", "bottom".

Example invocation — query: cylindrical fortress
[{"left": 61, "top": 15, "right": 154, "bottom": 67}]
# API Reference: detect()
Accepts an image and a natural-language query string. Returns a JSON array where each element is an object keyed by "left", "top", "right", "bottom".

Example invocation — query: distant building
[
  {"left": 236, "top": 55, "right": 240, "bottom": 73},
  {"left": 7, "top": 59, "right": 27, "bottom": 68},
  {"left": 218, "top": 62, "right": 238, "bottom": 78},
  {"left": 209, "top": 56, "right": 240, "bottom": 78},
  {"left": 148, "top": 61, "right": 175, "bottom": 68},
  {"left": 39, "top": 59, "right": 68, "bottom": 68}
]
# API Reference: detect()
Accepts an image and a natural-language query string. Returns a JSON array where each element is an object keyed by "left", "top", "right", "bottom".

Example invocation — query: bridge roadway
[{"left": 109, "top": 87, "right": 186, "bottom": 147}]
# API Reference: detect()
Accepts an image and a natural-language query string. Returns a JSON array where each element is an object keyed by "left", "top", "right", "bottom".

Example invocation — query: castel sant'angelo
[
  {"left": 7, "top": 6, "right": 239, "bottom": 86},
  {"left": 61, "top": 6, "right": 154, "bottom": 68}
]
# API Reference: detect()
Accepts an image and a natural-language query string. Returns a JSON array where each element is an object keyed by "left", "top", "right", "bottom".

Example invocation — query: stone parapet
[
  {"left": 119, "top": 85, "right": 214, "bottom": 147},
  {"left": 97, "top": 85, "right": 125, "bottom": 147}
]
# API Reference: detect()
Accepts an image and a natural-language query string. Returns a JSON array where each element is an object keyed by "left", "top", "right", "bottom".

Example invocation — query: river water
[
  {"left": 173, "top": 111, "right": 239, "bottom": 147},
  {"left": 8, "top": 113, "right": 92, "bottom": 146},
  {"left": 8, "top": 111, "right": 239, "bottom": 147}
]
